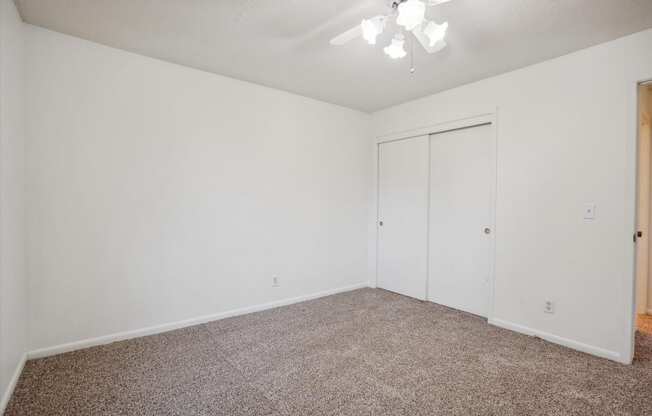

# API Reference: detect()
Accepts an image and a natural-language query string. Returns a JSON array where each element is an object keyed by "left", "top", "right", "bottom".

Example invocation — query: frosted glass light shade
[
  {"left": 423, "top": 21, "right": 448, "bottom": 46},
  {"left": 384, "top": 36, "right": 407, "bottom": 59},
  {"left": 397, "top": 0, "right": 426, "bottom": 31},
  {"left": 361, "top": 17, "right": 384, "bottom": 45}
]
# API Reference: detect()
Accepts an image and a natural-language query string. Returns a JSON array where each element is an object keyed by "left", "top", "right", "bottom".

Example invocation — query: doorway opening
[{"left": 636, "top": 81, "right": 652, "bottom": 337}]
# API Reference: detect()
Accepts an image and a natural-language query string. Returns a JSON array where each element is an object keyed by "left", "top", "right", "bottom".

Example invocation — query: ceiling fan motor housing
[{"left": 391, "top": 0, "right": 408, "bottom": 9}]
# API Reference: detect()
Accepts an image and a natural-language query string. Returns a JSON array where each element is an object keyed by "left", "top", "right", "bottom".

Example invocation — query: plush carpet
[{"left": 5, "top": 288, "right": 652, "bottom": 415}]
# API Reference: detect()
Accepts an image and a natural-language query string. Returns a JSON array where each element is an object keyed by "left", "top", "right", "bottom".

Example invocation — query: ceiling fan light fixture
[
  {"left": 396, "top": 0, "right": 426, "bottom": 31},
  {"left": 361, "top": 17, "right": 384, "bottom": 45},
  {"left": 423, "top": 20, "right": 448, "bottom": 46},
  {"left": 384, "top": 35, "right": 407, "bottom": 59}
]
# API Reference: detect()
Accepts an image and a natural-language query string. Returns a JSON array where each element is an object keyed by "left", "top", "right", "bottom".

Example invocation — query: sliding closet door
[
  {"left": 429, "top": 124, "right": 495, "bottom": 317},
  {"left": 377, "top": 136, "right": 429, "bottom": 300}
]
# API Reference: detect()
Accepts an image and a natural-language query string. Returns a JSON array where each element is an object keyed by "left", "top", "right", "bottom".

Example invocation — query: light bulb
[
  {"left": 396, "top": 0, "right": 426, "bottom": 31},
  {"left": 361, "top": 17, "right": 384, "bottom": 45},
  {"left": 384, "top": 35, "right": 407, "bottom": 59},
  {"left": 423, "top": 21, "right": 448, "bottom": 46}
]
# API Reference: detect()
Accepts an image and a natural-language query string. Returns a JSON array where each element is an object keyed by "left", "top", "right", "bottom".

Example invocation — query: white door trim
[
  {"left": 376, "top": 113, "right": 495, "bottom": 144},
  {"left": 373, "top": 111, "right": 498, "bottom": 322}
]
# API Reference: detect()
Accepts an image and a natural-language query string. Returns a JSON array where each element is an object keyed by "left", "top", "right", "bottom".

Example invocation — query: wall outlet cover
[{"left": 544, "top": 301, "right": 555, "bottom": 314}]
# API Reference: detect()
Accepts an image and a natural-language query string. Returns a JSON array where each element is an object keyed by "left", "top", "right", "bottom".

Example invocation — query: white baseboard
[
  {"left": 0, "top": 353, "right": 27, "bottom": 414},
  {"left": 28, "top": 282, "right": 369, "bottom": 360},
  {"left": 488, "top": 318, "right": 623, "bottom": 363}
]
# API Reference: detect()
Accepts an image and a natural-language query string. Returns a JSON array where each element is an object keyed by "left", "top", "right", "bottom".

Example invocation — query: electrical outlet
[
  {"left": 583, "top": 203, "right": 596, "bottom": 220},
  {"left": 272, "top": 276, "right": 280, "bottom": 287},
  {"left": 544, "top": 301, "right": 555, "bottom": 314}
]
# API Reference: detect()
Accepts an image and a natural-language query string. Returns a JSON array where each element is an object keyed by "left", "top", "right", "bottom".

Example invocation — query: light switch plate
[{"left": 583, "top": 203, "right": 596, "bottom": 220}]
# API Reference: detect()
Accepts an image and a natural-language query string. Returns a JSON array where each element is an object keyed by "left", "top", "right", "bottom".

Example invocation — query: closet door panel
[
  {"left": 377, "top": 136, "right": 429, "bottom": 300},
  {"left": 429, "top": 125, "right": 495, "bottom": 317}
]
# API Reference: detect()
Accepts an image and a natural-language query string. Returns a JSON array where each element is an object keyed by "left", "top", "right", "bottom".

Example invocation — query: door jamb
[{"left": 629, "top": 80, "right": 652, "bottom": 364}]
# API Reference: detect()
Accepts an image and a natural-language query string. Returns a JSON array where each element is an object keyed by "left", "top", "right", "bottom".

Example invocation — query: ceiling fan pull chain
[{"left": 410, "top": 34, "right": 416, "bottom": 73}]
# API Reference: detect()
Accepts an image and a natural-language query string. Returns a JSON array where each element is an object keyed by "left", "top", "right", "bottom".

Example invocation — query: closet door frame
[{"left": 373, "top": 112, "right": 498, "bottom": 321}]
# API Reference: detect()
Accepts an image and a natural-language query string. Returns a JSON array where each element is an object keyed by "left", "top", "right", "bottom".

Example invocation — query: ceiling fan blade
[
  {"left": 427, "top": 0, "right": 453, "bottom": 5},
  {"left": 412, "top": 25, "right": 447, "bottom": 54},
  {"left": 329, "top": 15, "right": 386, "bottom": 46},
  {"left": 330, "top": 25, "right": 362, "bottom": 46}
]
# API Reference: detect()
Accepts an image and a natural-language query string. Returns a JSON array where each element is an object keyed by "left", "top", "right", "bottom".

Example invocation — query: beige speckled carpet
[{"left": 5, "top": 288, "right": 652, "bottom": 415}]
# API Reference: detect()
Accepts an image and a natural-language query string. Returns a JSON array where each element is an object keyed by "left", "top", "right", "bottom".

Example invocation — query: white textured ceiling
[{"left": 15, "top": 0, "right": 652, "bottom": 112}]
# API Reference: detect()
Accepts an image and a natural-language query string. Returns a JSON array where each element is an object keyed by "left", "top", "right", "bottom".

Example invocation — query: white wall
[
  {"left": 25, "top": 26, "right": 372, "bottom": 353},
  {"left": 371, "top": 29, "right": 652, "bottom": 363},
  {"left": 0, "top": 0, "right": 26, "bottom": 409}
]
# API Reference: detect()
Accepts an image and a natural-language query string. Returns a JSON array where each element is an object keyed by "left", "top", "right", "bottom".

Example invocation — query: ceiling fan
[{"left": 330, "top": 0, "right": 452, "bottom": 65}]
